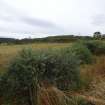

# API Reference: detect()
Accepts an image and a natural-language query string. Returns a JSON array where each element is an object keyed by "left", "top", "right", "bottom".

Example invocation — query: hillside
[{"left": 0, "top": 35, "right": 93, "bottom": 44}]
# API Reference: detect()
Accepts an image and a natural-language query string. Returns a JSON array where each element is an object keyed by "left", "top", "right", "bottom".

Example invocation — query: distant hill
[
  {"left": 43, "top": 35, "right": 93, "bottom": 42},
  {"left": 0, "top": 38, "right": 17, "bottom": 43},
  {"left": 0, "top": 35, "right": 93, "bottom": 44}
]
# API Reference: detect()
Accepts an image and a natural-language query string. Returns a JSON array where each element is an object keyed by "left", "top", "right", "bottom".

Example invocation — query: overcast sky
[{"left": 0, "top": 0, "right": 105, "bottom": 38}]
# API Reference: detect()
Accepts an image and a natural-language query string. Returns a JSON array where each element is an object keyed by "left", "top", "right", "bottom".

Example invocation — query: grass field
[
  {"left": 0, "top": 43, "right": 71, "bottom": 73},
  {"left": 1, "top": 42, "right": 105, "bottom": 105}
]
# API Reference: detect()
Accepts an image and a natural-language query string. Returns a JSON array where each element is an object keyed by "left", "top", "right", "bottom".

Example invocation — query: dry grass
[
  {"left": 39, "top": 86, "right": 71, "bottom": 105},
  {"left": 0, "top": 43, "right": 70, "bottom": 73},
  {"left": 39, "top": 86, "right": 96, "bottom": 105},
  {"left": 39, "top": 86, "right": 105, "bottom": 105},
  {"left": 81, "top": 56, "right": 105, "bottom": 80},
  {"left": 80, "top": 56, "right": 105, "bottom": 103},
  {"left": 91, "top": 56, "right": 105, "bottom": 77}
]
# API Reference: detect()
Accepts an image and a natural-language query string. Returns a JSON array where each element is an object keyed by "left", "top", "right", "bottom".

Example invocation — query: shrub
[
  {"left": 0, "top": 48, "right": 82, "bottom": 104},
  {"left": 0, "top": 48, "right": 38, "bottom": 105},
  {"left": 70, "top": 43, "right": 92, "bottom": 64},
  {"left": 82, "top": 41, "right": 105, "bottom": 55},
  {"left": 55, "top": 48, "right": 81, "bottom": 90}
]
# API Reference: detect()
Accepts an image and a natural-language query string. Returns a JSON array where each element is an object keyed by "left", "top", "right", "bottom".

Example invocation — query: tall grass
[{"left": 80, "top": 56, "right": 105, "bottom": 102}]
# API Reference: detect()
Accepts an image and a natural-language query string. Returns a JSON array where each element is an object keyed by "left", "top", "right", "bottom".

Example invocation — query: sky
[{"left": 0, "top": 0, "right": 105, "bottom": 39}]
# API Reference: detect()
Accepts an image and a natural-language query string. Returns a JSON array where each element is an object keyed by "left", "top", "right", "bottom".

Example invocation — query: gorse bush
[
  {"left": 0, "top": 48, "right": 38, "bottom": 105},
  {"left": 55, "top": 48, "right": 81, "bottom": 90},
  {"left": 0, "top": 48, "right": 82, "bottom": 105},
  {"left": 82, "top": 41, "right": 105, "bottom": 55},
  {"left": 70, "top": 43, "right": 93, "bottom": 64}
]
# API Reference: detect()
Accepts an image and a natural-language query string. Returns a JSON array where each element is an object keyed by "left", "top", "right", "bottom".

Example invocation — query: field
[
  {"left": 1, "top": 42, "right": 105, "bottom": 105},
  {"left": 0, "top": 43, "right": 70, "bottom": 73}
]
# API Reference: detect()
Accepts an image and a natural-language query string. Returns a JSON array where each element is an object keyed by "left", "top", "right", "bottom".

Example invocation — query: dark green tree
[{"left": 93, "top": 31, "right": 102, "bottom": 39}]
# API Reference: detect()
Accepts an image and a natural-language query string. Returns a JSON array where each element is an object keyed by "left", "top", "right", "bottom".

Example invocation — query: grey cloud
[
  {"left": 0, "top": 0, "right": 56, "bottom": 28},
  {"left": 0, "top": 0, "right": 63, "bottom": 33},
  {"left": 19, "top": 16, "right": 66, "bottom": 34},
  {"left": 21, "top": 17, "right": 56, "bottom": 28}
]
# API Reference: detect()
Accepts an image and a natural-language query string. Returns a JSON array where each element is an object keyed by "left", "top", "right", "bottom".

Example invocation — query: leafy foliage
[
  {"left": 55, "top": 48, "right": 81, "bottom": 90},
  {"left": 0, "top": 48, "right": 38, "bottom": 105},
  {"left": 70, "top": 43, "right": 93, "bottom": 64},
  {"left": 82, "top": 41, "right": 105, "bottom": 55},
  {"left": 0, "top": 47, "right": 82, "bottom": 104},
  {"left": 93, "top": 31, "right": 102, "bottom": 39}
]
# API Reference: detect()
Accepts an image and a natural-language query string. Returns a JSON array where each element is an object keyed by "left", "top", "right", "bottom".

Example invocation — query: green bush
[
  {"left": 0, "top": 48, "right": 38, "bottom": 105},
  {"left": 82, "top": 41, "right": 105, "bottom": 55},
  {"left": 55, "top": 48, "right": 81, "bottom": 90},
  {"left": 70, "top": 43, "right": 93, "bottom": 64},
  {"left": 0, "top": 48, "right": 82, "bottom": 104}
]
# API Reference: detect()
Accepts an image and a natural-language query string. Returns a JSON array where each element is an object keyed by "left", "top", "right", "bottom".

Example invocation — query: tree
[{"left": 93, "top": 31, "right": 102, "bottom": 39}]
